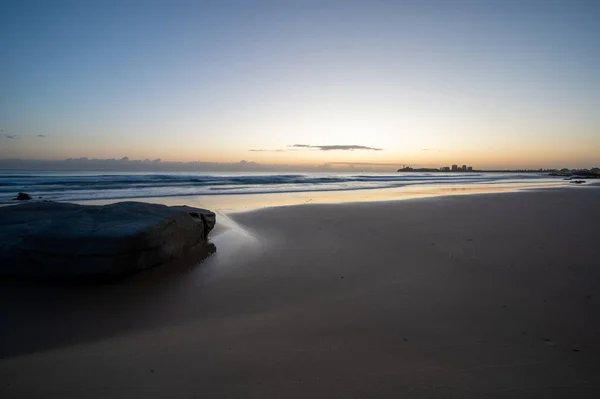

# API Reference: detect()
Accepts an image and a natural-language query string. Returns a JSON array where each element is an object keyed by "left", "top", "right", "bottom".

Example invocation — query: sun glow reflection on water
[{"left": 79, "top": 181, "right": 569, "bottom": 214}]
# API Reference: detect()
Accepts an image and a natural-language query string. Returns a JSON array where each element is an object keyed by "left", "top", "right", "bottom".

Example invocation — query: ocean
[{"left": 0, "top": 171, "right": 562, "bottom": 205}]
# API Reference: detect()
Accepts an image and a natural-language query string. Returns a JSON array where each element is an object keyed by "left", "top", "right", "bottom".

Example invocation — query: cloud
[
  {"left": 249, "top": 149, "right": 289, "bottom": 152},
  {"left": 290, "top": 144, "right": 382, "bottom": 151},
  {"left": 0, "top": 157, "right": 270, "bottom": 172},
  {"left": 0, "top": 157, "right": 406, "bottom": 172},
  {"left": 37, "top": 134, "right": 46, "bottom": 138},
  {"left": 3, "top": 134, "right": 18, "bottom": 139},
  {"left": 328, "top": 162, "right": 403, "bottom": 166}
]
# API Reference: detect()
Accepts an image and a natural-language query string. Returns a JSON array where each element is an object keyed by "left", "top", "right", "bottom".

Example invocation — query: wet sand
[{"left": 1, "top": 187, "right": 600, "bottom": 398}]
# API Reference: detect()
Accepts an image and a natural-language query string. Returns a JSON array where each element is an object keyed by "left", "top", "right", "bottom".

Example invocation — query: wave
[{"left": 0, "top": 171, "right": 556, "bottom": 203}]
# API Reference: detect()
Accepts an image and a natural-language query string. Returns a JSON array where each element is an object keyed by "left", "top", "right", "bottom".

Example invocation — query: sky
[{"left": 1, "top": 0, "right": 599, "bottom": 170}]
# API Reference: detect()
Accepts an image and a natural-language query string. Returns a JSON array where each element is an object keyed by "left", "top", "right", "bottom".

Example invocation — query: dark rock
[
  {"left": 551, "top": 170, "right": 600, "bottom": 179},
  {"left": 571, "top": 170, "right": 600, "bottom": 179},
  {"left": 13, "top": 192, "right": 32, "bottom": 201},
  {"left": 0, "top": 201, "right": 216, "bottom": 279},
  {"left": 570, "top": 180, "right": 586, "bottom": 184}
]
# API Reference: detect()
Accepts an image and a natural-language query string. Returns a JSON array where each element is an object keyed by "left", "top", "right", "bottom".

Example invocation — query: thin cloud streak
[
  {"left": 328, "top": 162, "right": 403, "bottom": 166},
  {"left": 249, "top": 149, "right": 288, "bottom": 152},
  {"left": 3, "top": 135, "right": 18, "bottom": 139},
  {"left": 290, "top": 144, "right": 382, "bottom": 151}
]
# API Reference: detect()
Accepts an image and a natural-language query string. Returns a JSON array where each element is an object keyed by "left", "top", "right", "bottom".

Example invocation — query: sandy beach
[{"left": 1, "top": 186, "right": 600, "bottom": 398}]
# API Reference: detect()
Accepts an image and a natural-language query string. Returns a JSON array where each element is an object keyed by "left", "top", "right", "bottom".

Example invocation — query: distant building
[
  {"left": 461, "top": 165, "right": 467, "bottom": 171},
  {"left": 440, "top": 166, "right": 450, "bottom": 172},
  {"left": 451, "top": 164, "right": 458, "bottom": 172},
  {"left": 467, "top": 166, "right": 473, "bottom": 172}
]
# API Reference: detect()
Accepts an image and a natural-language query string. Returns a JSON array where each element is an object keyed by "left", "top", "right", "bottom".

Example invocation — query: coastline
[
  {"left": 0, "top": 170, "right": 570, "bottom": 207},
  {"left": 1, "top": 186, "right": 600, "bottom": 397},
  {"left": 73, "top": 179, "right": 574, "bottom": 214}
]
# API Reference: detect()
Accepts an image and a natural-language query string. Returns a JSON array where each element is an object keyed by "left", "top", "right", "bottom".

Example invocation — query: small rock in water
[{"left": 13, "top": 192, "right": 32, "bottom": 201}]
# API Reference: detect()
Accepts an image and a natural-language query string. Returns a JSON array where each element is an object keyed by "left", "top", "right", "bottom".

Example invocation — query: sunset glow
[{"left": 1, "top": 1, "right": 598, "bottom": 170}]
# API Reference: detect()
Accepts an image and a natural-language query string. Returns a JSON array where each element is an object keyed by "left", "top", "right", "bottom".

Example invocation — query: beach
[{"left": 1, "top": 186, "right": 600, "bottom": 398}]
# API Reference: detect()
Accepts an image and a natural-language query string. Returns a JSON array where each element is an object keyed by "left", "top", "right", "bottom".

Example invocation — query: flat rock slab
[{"left": 0, "top": 201, "right": 216, "bottom": 279}]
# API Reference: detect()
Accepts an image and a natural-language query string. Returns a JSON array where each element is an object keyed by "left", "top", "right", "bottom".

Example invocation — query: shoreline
[
  {"left": 0, "top": 170, "right": 571, "bottom": 208},
  {"left": 72, "top": 179, "right": 576, "bottom": 215}
]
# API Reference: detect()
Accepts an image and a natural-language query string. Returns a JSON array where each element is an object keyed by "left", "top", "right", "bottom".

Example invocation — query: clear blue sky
[{"left": 1, "top": 0, "right": 599, "bottom": 169}]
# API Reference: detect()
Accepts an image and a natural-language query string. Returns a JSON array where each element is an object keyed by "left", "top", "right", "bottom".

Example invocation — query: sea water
[{"left": 0, "top": 170, "right": 561, "bottom": 205}]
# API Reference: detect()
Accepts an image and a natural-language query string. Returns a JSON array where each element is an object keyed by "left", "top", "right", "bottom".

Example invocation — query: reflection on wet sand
[
  {"left": 81, "top": 180, "right": 569, "bottom": 214},
  {"left": 0, "top": 241, "right": 218, "bottom": 359}
]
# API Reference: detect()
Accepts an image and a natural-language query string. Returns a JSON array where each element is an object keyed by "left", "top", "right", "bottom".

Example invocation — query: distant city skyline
[{"left": 1, "top": 1, "right": 599, "bottom": 170}]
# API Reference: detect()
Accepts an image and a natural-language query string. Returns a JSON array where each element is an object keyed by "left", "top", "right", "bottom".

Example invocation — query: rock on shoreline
[
  {"left": 13, "top": 192, "right": 33, "bottom": 201},
  {"left": 0, "top": 201, "right": 216, "bottom": 279}
]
